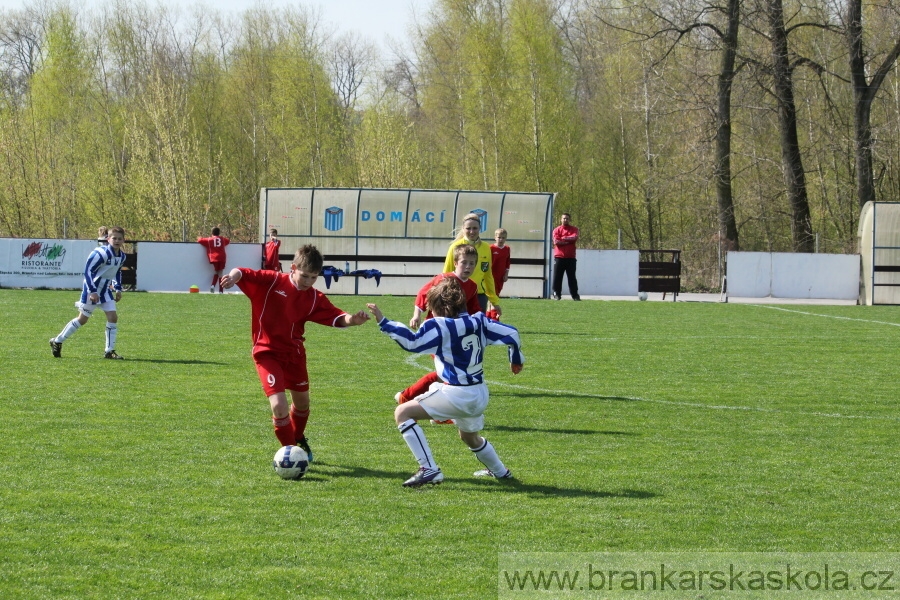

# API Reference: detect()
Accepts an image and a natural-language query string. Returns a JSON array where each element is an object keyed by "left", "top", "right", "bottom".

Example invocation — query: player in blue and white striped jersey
[
  {"left": 367, "top": 277, "right": 524, "bottom": 488},
  {"left": 50, "top": 227, "right": 128, "bottom": 360}
]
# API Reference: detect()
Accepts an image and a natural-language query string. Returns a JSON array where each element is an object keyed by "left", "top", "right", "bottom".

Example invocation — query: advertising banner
[{"left": 0, "top": 238, "right": 98, "bottom": 289}]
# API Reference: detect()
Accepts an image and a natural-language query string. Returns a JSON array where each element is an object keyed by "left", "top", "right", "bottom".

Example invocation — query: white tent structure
[{"left": 858, "top": 201, "right": 900, "bottom": 305}]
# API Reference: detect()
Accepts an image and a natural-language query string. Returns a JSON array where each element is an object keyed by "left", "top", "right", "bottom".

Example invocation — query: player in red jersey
[
  {"left": 263, "top": 227, "right": 282, "bottom": 271},
  {"left": 395, "top": 244, "right": 481, "bottom": 419},
  {"left": 197, "top": 227, "right": 230, "bottom": 293},
  {"left": 219, "top": 244, "right": 370, "bottom": 460},
  {"left": 488, "top": 228, "right": 511, "bottom": 319}
]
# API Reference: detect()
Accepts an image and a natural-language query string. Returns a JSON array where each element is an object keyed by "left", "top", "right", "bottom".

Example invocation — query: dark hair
[
  {"left": 212, "top": 227, "right": 221, "bottom": 236},
  {"left": 427, "top": 277, "right": 466, "bottom": 318},
  {"left": 293, "top": 244, "right": 324, "bottom": 273},
  {"left": 270, "top": 228, "right": 278, "bottom": 235}
]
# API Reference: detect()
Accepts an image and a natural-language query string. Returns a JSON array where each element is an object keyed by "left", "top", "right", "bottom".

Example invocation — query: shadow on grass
[
  {"left": 496, "top": 391, "right": 640, "bottom": 403},
  {"left": 487, "top": 424, "right": 638, "bottom": 436},
  {"left": 465, "top": 479, "right": 657, "bottom": 500},
  {"left": 303, "top": 462, "right": 656, "bottom": 500},
  {"left": 517, "top": 330, "right": 598, "bottom": 336},
  {"left": 119, "top": 358, "right": 229, "bottom": 365},
  {"left": 300, "top": 462, "right": 417, "bottom": 483}
]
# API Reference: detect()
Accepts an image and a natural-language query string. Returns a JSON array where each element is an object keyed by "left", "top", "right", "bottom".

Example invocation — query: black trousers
[{"left": 552, "top": 257, "right": 579, "bottom": 298}]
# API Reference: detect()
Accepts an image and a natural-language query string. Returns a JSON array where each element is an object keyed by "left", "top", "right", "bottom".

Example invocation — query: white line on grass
[
  {"left": 487, "top": 380, "right": 900, "bottom": 422},
  {"left": 401, "top": 350, "right": 899, "bottom": 422},
  {"left": 751, "top": 305, "right": 900, "bottom": 327}
]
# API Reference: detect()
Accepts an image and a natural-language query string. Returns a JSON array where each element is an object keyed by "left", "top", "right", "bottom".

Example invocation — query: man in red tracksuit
[{"left": 551, "top": 213, "right": 580, "bottom": 301}]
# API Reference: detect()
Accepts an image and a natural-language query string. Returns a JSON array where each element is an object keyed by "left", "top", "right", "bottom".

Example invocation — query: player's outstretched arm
[
  {"left": 409, "top": 305, "right": 424, "bottom": 329},
  {"left": 220, "top": 268, "right": 242, "bottom": 290},
  {"left": 342, "top": 310, "right": 371, "bottom": 327},
  {"left": 366, "top": 303, "right": 384, "bottom": 322}
]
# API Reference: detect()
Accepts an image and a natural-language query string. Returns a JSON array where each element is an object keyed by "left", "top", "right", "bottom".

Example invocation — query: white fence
[
  {"left": 558, "top": 250, "right": 860, "bottom": 301},
  {"left": 725, "top": 252, "right": 860, "bottom": 300},
  {"left": 2, "top": 238, "right": 862, "bottom": 302}
]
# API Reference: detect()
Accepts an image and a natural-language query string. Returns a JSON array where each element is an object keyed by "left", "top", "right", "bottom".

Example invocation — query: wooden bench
[
  {"left": 120, "top": 252, "right": 137, "bottom": 290},
  {"left": 638, "top": 250, "right": 681, "bottom": 301}
]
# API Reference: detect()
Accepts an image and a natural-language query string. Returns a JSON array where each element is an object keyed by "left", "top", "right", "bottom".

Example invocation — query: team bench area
[{"left": 638, "top": 249, "right": 681, "bottom": 300}]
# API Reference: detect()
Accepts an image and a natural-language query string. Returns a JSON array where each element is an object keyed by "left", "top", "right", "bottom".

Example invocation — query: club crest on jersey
[{"left": 481, "top": 262, "right": 489, "bottom": 272}]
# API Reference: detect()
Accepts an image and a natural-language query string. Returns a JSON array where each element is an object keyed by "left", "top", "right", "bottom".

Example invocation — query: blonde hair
[{"left": 453, "top": 212, "right": 482, "bottom": 242}]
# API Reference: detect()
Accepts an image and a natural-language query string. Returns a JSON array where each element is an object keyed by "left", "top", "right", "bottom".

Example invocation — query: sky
[{"left": 0, "top": 0, "right": 434, "bottom": 53}]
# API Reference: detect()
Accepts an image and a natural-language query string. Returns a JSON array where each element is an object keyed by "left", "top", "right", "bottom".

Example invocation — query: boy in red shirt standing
[
  {"left": 219, "top": 244, "right": 370, "bottom": 460},
  {"left": 264, "top": 228, "right": 282, "bottom": 271},
  {"left": 198, "top": 227, "right": 230, "bottom": 293},
  {"left": 488, "top": 228, "right": 511, "bottom": 319}
]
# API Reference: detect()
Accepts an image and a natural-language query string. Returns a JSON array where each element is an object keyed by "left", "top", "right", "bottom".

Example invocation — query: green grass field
[{"left": 2, "top": 289, "right": 899, "bottom": 598}]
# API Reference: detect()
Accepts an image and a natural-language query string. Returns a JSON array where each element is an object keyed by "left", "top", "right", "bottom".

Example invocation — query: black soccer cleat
[
  {"left": 296, "top": 436, "right": 313, "bottom": 463},
  {"left": 49, "top": 339, "right": 62, "bottom": 358},
  {"left": 104, "top": 350, "right": 124, "bottom": 360}
]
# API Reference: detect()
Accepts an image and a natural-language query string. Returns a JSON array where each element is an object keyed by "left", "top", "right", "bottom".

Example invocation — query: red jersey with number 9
[{"left": 235, "top": 268, "right": 347, "bottom": 355}]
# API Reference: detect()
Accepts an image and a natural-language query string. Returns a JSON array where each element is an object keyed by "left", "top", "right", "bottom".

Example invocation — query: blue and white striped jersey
[
  {"left": 377, "top": 312, "right": 524, "bottom": 386},
  {"left": 81, "top": 245, "right": 125, "bottom": 303}
]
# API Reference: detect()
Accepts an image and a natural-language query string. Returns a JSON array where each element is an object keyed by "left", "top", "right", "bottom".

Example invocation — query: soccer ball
[
  {"left": 638, "top": 291, "right": 648, "bottom": 301},
  {"left": 272, "top": 445, "right": 309, "bottom": 480}
]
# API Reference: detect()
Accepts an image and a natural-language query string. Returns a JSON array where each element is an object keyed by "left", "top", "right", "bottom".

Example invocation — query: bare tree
[
  {"left": 845, "top": 0, "right": 900, "bottom": 208},
  {"left": 591, "top": 0, "right": 744, "bottom": 252},
  {"left": 713, "top": 0, "right": 741, "bottom": 251},
  {"left": 766, "top": 0, "right": 814, "bottom": 252},
  {"left": 0, "top": 8, "right": 43, "bottom": 105},
  {"left": 329, "top": 31, "right": 377, "bottom": 118}
]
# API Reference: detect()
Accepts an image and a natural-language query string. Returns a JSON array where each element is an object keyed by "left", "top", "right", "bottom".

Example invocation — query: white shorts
[
  {"left": 79, "top": 299, "right": 117, "bottom": 317},
  {"left": 417, "top": 381, "right": 489, "bottom": 433}
]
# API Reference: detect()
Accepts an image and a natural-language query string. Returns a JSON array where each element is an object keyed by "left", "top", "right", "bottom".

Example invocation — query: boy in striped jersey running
[
  {"left": 367, "top": 277, "right": 524, "bottom": 488},
  {"left": 50, "top": 226, "right": 128, "bottom": 359}
]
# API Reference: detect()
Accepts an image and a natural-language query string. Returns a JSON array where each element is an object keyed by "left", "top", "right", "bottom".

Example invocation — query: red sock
[
  {"left": 273, "top": 415, "right": 295, "bottom": 446},
  {"left": 403, "top": 372, "right": 440, "bottom": 400},
  {"left": 290, "top": 405, "right": 310, "bottom": 441}
]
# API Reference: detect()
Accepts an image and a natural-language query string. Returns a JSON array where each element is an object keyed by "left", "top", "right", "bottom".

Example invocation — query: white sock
[
  {"left": 472, "top": 438, "right": 508, "bottom": 476},
  {"left": 55, "top": 319, "right": 81, "bottom": 342},
  {"left": 105, "top": 322, "right": 117, "bottom": 353},
  {"left": 398, "top": 419, "right": 437, "bottom": 469}
]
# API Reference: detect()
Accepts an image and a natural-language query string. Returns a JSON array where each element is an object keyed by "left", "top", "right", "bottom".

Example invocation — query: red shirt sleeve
[{"left": 415, "top": 275, "right": 440, "bottom": 311}]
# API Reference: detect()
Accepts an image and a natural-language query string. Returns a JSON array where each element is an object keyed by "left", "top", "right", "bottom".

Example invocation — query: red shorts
[
  {"left": 210, "top": 259, "right": 226, "bottom": 271},
  {"left": 253, "top": 349, "right": 309, "bottom": 396}
]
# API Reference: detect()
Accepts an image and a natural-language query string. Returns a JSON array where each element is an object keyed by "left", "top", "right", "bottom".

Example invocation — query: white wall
[
  {"left": 726, "top": 252, "right": 860, "bottom": 300},
  {"left": 137, "top": 242, "right": 263, "bottom": 291},
  {"left": 557, "top": 249, "right": 639, "bottom": 296},
  {"left": 0, "top": 238, "right": 863, "bottom": 301}
]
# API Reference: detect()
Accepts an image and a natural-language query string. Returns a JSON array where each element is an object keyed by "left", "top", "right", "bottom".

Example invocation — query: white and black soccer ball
[
  {"left": 272, "top": 445, "right": 309, "bottom": 480},
  {"left": 638, "top": 291, "right": 648, "bottom": 301}
]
